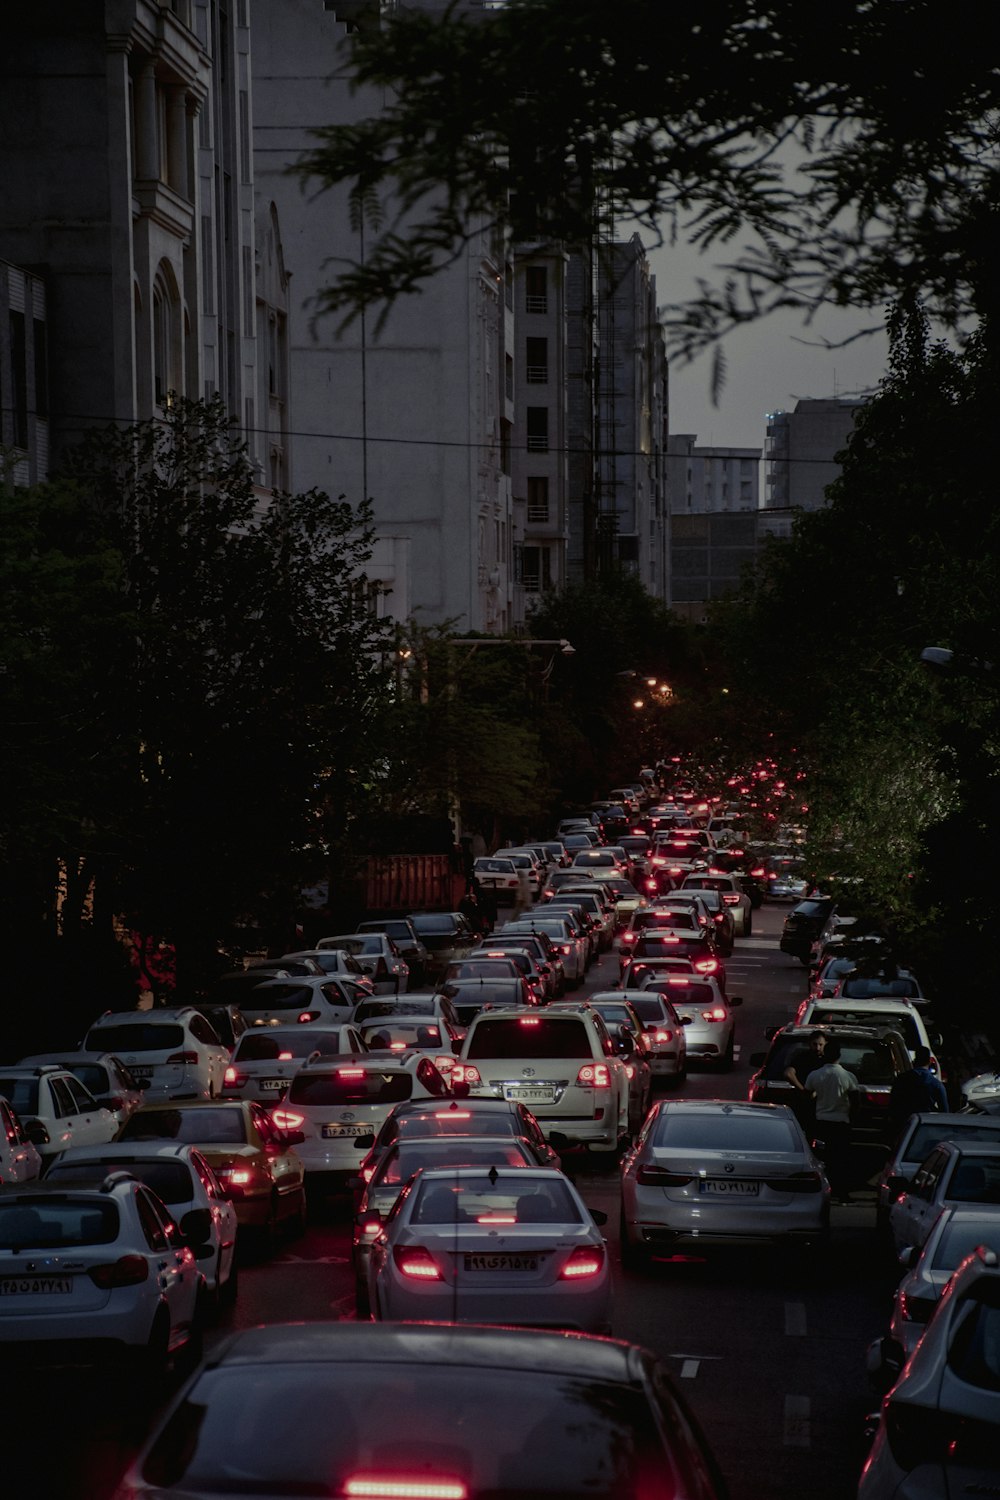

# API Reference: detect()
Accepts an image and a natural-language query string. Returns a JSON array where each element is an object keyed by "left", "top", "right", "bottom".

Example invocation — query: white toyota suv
[{"left": 453, "top": 1004, "right": 631, "bottom": 1154}]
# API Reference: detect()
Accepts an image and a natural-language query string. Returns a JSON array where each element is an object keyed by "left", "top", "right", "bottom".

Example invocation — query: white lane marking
[
  {"left": 785, "top": 1301, "right": 807, "bottom": 1336},
  {"left": 783, "top": 1394, "right": 811, "bottom": 1448},
  {"left": 680, "top": 1359, "right": 700, "bottom": 1379}
]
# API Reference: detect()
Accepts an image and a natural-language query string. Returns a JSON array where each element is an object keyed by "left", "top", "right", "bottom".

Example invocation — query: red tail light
[
  {"left": 621, "top": 932, "right": 637, "bottom": 944},
  {"left": 298, "top": 1011, "right": 320, "bottom": 1023},
  {"left": 694, "top": 959, "right": 719, "bottom": 973},
  {"left": 667, "top": 977, "right": 690, "bottom": 986},
  {"left": 271, "top": 1109, "right": 304, "bottom": 1130},
  {"left": 864, "top": 1089, "right": 889, "bottom": 1106},
  {"left": 277, "top": 1051, "right": 293, "bottom": 1061},
  {"left": 652, "top": 1029, "right": 674, "bottom": 1043},
  {"left": 637, "top": 1165, "right": 693, "bottom": 1186},
  {"left": 722, "top": 893, "right": 740, "bottom": 905},
  {"left": 345, "top": 1477, "right": 467, "bottom": 1499},
  {"left": 751, "top": 867, "right": 766, "bottom": 877},
  {"left": 224, "top": 1066, "right": 245, "bottom": 1086},
  {"left": 451, "top": 1064, "right": 481, "bottom": 1086},
  {"left": 560, "top": 1245, "right": 605, "bottom": 1279},
  {"left": 576, "top": 1063, "right": 611, "bottom": 1087},
  {"left": 88, "top": 1254, "right": 149, "bottom": 1288},
  {"left": 518, "top": 1016, "right": 541, "bottom": 1027},
  {"left": 702, "top": 1007, "right": 728, "bottom": 1021},
  {"left": 166, "top": 1051, "right": 199, "bottom": 1065},
  {"left": 339, "top": 1067, "right": 366, "bottom": 1077},
  {"left": 393, "top": 1245, "right": 443, "bottom": 1280}
]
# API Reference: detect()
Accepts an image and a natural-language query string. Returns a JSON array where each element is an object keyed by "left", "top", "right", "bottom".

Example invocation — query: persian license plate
[
  {"left": 129, "top": 1066, "right": 154, "bottom": 1080},
  {"left": 700, "top": 1179, "right": 760, "bottom": 1196},
  {"left": 0, "top": 1277, "right": 72, "bottom": 1295},
  {"left": 322, "top": 1123, "right": 370, "bottom": 1138},
  {"left": 464, "top": 1254, "right": 538, "bottom": 1272},
  {"left": 504, "top": 1087, "right": 556, "bottom": 1104},
  {"left": 259, "top": 1078, "right": 285, "bottom": 1092}
]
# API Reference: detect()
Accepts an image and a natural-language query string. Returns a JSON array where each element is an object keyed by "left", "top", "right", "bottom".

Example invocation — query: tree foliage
[{"left": 299, "top": 0, "right": 1000, "bottom": 351}]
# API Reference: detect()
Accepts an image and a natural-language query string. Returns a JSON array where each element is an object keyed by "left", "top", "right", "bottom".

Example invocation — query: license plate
[
  {"left": 700, "top": 1179, "right": 760, "bottom": 1196},
  {"left": 322, "top": 1123, "right": 370, "bottom": 1138},
  {"left": 129, "top": 1066, "right": 154, "bottom": 1080},
  {"left": 0, "top": 1277, "right": 72, "bottom": 1295},
  {"left": 259, "top": 1078, "right": 285, "bottom": 1092},
  {"left": 464, "top": 1254, "right": 538, "bottom": 1272},
  {"left": 504, "top": 1087, "right": 556, "bottom": 1104}
]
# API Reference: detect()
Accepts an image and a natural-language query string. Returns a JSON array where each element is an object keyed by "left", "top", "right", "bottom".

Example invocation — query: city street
[{"left": 40, "top": 901, "right": 893, "bottom": 1500}]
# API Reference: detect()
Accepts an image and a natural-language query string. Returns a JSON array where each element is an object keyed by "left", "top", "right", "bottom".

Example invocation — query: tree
[{"left": 298, "top": 0, "right": 1000, "bottom": 359}]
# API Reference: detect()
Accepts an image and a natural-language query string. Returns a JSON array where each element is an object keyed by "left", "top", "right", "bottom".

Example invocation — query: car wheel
[
  {"left": 286, "top": 1186, "right": 308, "bottom": 1240},
  {"left": 619, "top": 1208, "right": 648, "bottom": 1272},
  {"left": 136, "top": 1307, "right": 171, "bottom": 1386}
]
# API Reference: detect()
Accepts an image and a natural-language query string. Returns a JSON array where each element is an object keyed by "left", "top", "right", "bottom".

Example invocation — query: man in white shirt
[{"left": 805, "top": 1039, "right": 859, "bottom": 1203}]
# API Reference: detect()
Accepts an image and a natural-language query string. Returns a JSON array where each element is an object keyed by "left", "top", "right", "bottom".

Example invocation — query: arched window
[{"left": 152, "top": 264, "right": 181, "bottom": 408}]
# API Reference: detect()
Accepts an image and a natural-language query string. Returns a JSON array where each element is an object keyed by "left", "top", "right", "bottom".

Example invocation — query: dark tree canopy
[{"left": 301, "top": 0, "right": 1000, "bottom": 351}]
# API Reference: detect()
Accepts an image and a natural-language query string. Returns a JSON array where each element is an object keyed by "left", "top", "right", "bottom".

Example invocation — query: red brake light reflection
[
  {"left": 345, "top": 1479, "right": 467, "bottom": 1499},
  {"left": 339, "top": 1067, "right": 366, "bottom": 1077},
  {"left": 519, "top": 1016, "right": 541, "bottom": 1026}
]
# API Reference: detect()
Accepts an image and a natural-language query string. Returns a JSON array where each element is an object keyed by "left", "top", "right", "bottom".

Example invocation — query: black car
[
  {"left": 779, "top": 898, "right": 835, "bottom": 963},
  {"left": 747, "top": 1023, "right": 912, "bottom": 1140},
  {"left": 406, "top": 910, "right": 479, "bottom": 981}
]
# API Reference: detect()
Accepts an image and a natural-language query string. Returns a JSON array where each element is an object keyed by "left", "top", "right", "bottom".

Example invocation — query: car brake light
[
  {"left": 339, "top": 1067, "right": 367, "bottom": 1077},
  {"left": 451, "top": 1064, "right": 481, "bottom": 1086},
  {"left": 652, "top": 856, "right": 667, "bottom": 866},
  {"left": 621, "top": 932, "right": 637, "bottom": 945},
  {"left": 637, "top": 1165, "right": 693, "bottom": 1185},
  {"left": 576, "top": 1063, "right": 611, "bottom": 1087},
  {"left": 393, "top": 1245, "right": 443, "bottom": 1280},
  {"left": 666, "top": 977, "right": 690, "bottom": 986},
  {"left": 345, "top": 1477, "right": 467, "bottom": 1499},
  {"left": 88, "top": 1254, "right": 150, "bottom": 1288},
  {"left": 434, "top": 1110, "right": 471, "bottom": 1119},
  {"left": 751, "top": 867, "right": 766, "bottom": 877},
  {"left": 864, "top": 1089, "right": 888, "bottom": 1106},
  {"left": 166, "top": 1051, "right": 199, "bottom": 1065},
  {"left": 560, "top": 1245, "right": 605, "bottom": 1279},
  {"left": 561, "top": 943, "right": 573, "bottom": 955},
  {"left": 271, "top": 1109, "right": 304, "bottom": 1130},
  {"left": 722, "top": 893, "right": 740, "bottom": 904},
  {"left": 694, "top": 959, "right": 719, "bottom": 973},
  {"left": 519, "top": 1017, "right": 541, "bottom": 1027},
  {"left": 224, "top": 1066, "right": 245, "bottom": 1086},
  {"left": 277, "top": 1051, "right": 293, "bottom": 1061}
]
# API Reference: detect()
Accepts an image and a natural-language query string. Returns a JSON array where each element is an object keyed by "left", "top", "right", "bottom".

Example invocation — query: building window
[
  {"left": 527, "top": 476, "right": 549, "bottom": 522},
  {"left": 740, "top": 480, "right": 753, "bottom": 501},
  {"left": 9, "top": 311, "right": 27, "bottom": 447},
  {"left": 505, "top": 354, "right": 513, "bottom": 401},
  {"left": 520, "top": 545, "right": 552, "bottom": 593},
  {"left": 526, "top": 407, "right": 548, "bottom": 452},
  {"left": 525, "top": 266, "right": 547, "bottom": 314},
  {"left": 33, "top": 318, "right": 48, "bottom": 419},
  {"left": 526, "top": 336, "right": 548, "bottom": 384}
]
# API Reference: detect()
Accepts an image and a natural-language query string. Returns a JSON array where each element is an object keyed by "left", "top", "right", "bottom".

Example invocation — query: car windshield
[
  {"left": 120, "top": 1108, "right": 248, "bottom": 1144},
  {"left": 83, "top": 1023, "right": 185, "bottom": 1053},
  {"left": 289, "top": 1070, "right": 413, "bottom": 1106},
  {"left": 0, "top": 1199, "right": 119, "bottom": 1250},
  {"left": 410, "top": 914, "right": 459, "bottom": 935},
  {"left": 932, "top": 1219, "right": 1000, "bottom": 1270},
  {"left": 0, "top": 1078, "right": 39, "bottom": 1112},
  {"left": 654, "top": 1112, "right": 799, "bottom": 1152},
  {"left": 48, "top": 1159, "right": 194, "bottom": 1206},
  {"left": 139, "top": 1363, "right": 670, "bottom": 1498},
  {"left": 377, "top": 1139, "right": 531, "bottom": 1185},
  {"left": 467, "top": 1018, "right": 591, "bottom": 1060}
]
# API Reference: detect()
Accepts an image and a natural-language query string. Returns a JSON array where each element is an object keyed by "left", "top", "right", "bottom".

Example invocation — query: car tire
[
  {"left": 619, "top": 1208, "right": 648, "bottom": 1272},
  {"left": 136, "top": 1307, "right": 171, "bottom": 1387},
  {"left": 287, "top": 1186, "right": 308, "bottom": 1240}
]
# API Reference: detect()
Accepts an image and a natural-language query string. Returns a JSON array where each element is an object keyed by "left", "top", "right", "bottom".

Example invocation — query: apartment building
[
  {"left": 0, "top": 260, "right": 49, "bottom": 486},
  {"left": 765, "top": 397, "right": 866, "bottom": 511}
]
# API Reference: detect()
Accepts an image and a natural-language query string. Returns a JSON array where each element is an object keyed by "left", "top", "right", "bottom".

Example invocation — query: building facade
[
  {"left": 666, "top": 435, "right": 761, "bottom": 514},
  {"left": 765, "top": 397, "right": 865, "bottom": 511},
  {"left": 0, "top": 260, "right": 49, "bottom": 486}
]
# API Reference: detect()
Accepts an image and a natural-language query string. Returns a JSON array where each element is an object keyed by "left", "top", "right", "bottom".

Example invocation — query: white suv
[
  {"left": 454, "top": 1004, "right": 630, "bottom": 1154},
  {"left": 83, "top": 1010, "right": 230, "bottom": 1103},
  {"left": 0, "top": 1065, "right": 119, "bottom": 1160}
]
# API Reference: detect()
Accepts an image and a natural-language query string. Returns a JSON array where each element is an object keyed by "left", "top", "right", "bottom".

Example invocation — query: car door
[
  {"left": 135, "top": 1185, "right": 199, "bottom": 1333},
  {"left": 190, "top": 1148, "right": 239, "bottom": 1269},
  {"left": 46, "top": 1075, "right": 79, "bottom": 1154},
  {"left": 893, "top": 1149, "right": 947, "bottom": 1250},
  {"left": 63, "top": 1075, "right": 116, "bottom": 1148},
  {"left": 188, "top": 1014, "right": 228, "bottom": 1094}
]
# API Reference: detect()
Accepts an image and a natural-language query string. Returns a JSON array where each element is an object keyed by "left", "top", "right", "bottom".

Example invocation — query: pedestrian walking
[{"left": 805, "top": 1039, "right": 860, "bottom": 1203}]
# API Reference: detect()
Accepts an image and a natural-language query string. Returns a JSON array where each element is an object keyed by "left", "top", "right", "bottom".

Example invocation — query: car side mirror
[
  {"left": 24, "top": 1121, "right": 49, "bottom": 1147},
  {"left": 899, "top": 1246, "right": 919, "bottom": 1269},
  {"left": 677, "top": 1015, "right": 691, "bottom": 1025}
]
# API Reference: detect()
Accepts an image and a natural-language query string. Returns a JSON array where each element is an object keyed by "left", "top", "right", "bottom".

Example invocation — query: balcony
[{"left": 525, "top": 365, "right": 548, "bottom": 384}]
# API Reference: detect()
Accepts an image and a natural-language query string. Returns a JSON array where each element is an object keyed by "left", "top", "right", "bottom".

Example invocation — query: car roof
[
  {"left": 88, "top": 1007, "right": 201, "bottom": 1024},
  {"left": 51, "top": 1141, "right": 199, "bottom": 1163},
  {"left": 17, "top": 1051, "right": 121, "bottom": 1067},
  {"left": 297, "top": 1050, "right": 427, "bottom": 1073},
  {"left": 201, "top": 1321, "right": 646, "bottom": 1381}
]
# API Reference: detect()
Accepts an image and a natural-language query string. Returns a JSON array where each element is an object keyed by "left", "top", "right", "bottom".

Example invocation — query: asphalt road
[{"left": 32, "top": 900, "right": 897, "bottom": 1500}]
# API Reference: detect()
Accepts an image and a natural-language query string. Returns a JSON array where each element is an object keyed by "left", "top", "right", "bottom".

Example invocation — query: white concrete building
[
  {"left": 666, "top": 436, "right": 762, "bottom": 515},
  {"left": 251, "top": 0, "right": 516, "bottom": 630},
  {"left": 765, "top": 398, "right": 865, "bottom": 511}
]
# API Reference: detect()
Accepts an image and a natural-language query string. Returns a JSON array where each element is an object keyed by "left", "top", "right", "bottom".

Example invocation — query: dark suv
[
  {"left": 748, "top": 1023, "right": 912, "bottom": 1140},
  {"left": 779, "top": 898, "right": 835, "bottom": 964}
]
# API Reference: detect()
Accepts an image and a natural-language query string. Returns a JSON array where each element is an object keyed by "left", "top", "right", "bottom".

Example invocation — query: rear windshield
[
  {"left": 0, "top": 1199, "right": 119, "bottom": 1250},
  {"left": 447, "top": 960, "right": 517, "bottom": 979},
  {"left": 652, "top": 982, "right": 717, "bottom": 1008},
  {"left": 140, "top": 1366, "right": 670, "bottom": 1498},
  {"left": 442, "top": 980, "right": 524, "bottom": 1008},
  {"left": 120, "top": 1108, "right": 248, "bottom": 1144},
  {"left": 634, "top": 934, "right": 705, "bottom": 957},
  {"left": 637, "top": 911, "right": 697, "bottom": 931},
  {"left": 0, "top": 1078, "right": 39, "bottom": 1112},
  {"left": 378, "top": 1139, "right": 530, "bottom": 1185},
  {"left": 320, "top": 937, "right": 377, "bottom": 955},
  {"left": 396, "top": 1112, "right": 516, "bottom": 1141},
  {"left": 467, "top": 1018, "right": 591, "bottom": 1061},
  {"left": 625, "top": 997, "right": 670, "bottom": 1023},
  {"left": 361, "top": 1022, "right": 443, "bottom": 1049},
  {"left": 411, "top": 914, "right": 459, "bottom": 935},
  {"left": 840, "top": 977, "right": 919, "bottom": 998},
  {"left": 48, "top": 1159, "right": 194, "bottom": 1207},
  {"left": 654, "top": 1112, "right": 798, "bottom": 1152},
  {"left": 682, "top": 877, "right": 731, "bottom": 892},
  {"left": 235, "top": 1032, "right": 335, "bottom": 1062},
  {"left": 56, "top": 1064, "right": 108, "bottom": 1094},
  {"left": 289, "top": 1070, "right": 413, "bottom": 1106},
  {"left": 908, "top": 1122, "right": 1000, "bottom": 1162},
  {"left": 475, "top": 859, "right": 515, "bottom": 873},
  {"left": 414, "top": 1175, "right": 581, "bottom": 1225},
  {"left": 237, "top": 985, "right": 319, "bottom": 1012},
  {"left": 84, "top": 1023, "right": 184, "bottom": 1053},
  {"left": 834, "top": 1041, "right": 899, "bottom": 1085}
]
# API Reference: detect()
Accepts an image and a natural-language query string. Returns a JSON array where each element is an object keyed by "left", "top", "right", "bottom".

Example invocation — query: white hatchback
[
  {"left": 0, "top": 1065, "right": 119, "bottom": 1161},
  {"left": 83, "top": 1009, "right": 230, "bottom": 1103},
  {"left": 222, "top": 1023, "right": 368, "bottom": 1102}
]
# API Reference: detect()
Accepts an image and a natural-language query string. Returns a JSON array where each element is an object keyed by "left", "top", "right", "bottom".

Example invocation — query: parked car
[
  {"left": 473, "top": 855, "right": 522, "bottom": 902},
  {"left": 114, "top": 1321, "right": 729, "bottom": 1500},
  {"left": 875, "top": 1112, "right": 1000, "bottom": 1232},
  {"left": 44, "top": 1141, "right": 239, "bottom": 1307},
  {"left": 779, "top": 898, "right": 836, "bottom": 963},
  {"left": 0, "top": 1064, "right": 119, "bottom": 1160},
  {"left": 888, "top": 1141, "right": 1000, "bottom": 1253},
  {"left": 620, "top": 1100, "right": 830, "bottom": 1267},
  {"left": 367, "top": 1165, "right": 612, "bottom": 1332},
  {"left": 885, "top": 1205, "right": 1000, "bottom": 1360},
  {"left": 83, "top": 1009, "right": 230, "bottom": 1103},
  {"left": 118, "top": 1099, "right": 307, "bottom": 1243}
]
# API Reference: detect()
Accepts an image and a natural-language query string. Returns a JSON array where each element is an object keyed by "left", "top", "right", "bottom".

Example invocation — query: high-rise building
[{"left": 765, "top": 397, "right": 866, "bottom": 511}]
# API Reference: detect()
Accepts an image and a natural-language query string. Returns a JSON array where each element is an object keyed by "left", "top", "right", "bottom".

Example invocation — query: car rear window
[
  {"left": 84, "top": 1023, "right": 185, "bottom": 1053},
  {"left": 654, "top": 1112, "right": 799, "bottom": 1152},
  {"left": 237, "top": 985, "right": 317, "bottom": 1012},
  {"left": 396, "top": 1111, "right": 517, "bottom": 1140},
  {"left": 653, "top": 981, "right": 717, "bottom": 1007},
  {"left": 811, "top": 1008, "right": 921, "bottom": 1049},
  {"left": 0, "top": 1199, "right": 119, "bottom": 1250},
  {"left": 447, "top": 960, "right": 517, "bottom": 979},
  {"left": 908, "top": 1122, "right": 1000, "bottom": 1161},
  {"left": 634, "top": 934, "right": 706, "bottom": 956},
  {"left": 411, "top": 914, "right": 459, "bottom": 935},
  {"left": 48, "top": 1159, "right": 194, "bottom": 1206},
  {"left": 235, "top": 1032, "right": 325, "bottom": 1062},
  {"left": 467, "top": 1018, "right": 592, "bottom": 1061},
  {"left": 0, "top": 1078, "right": 39, "bottom": 1113},
  {"left": 682, "top": 877, "right": 730, "bottom": 892},
  {"left": 414, "top": 1174, "right": 581, "bottom": 1225},
  {"left": 289, "top": 1070, "right": 413, "bottom": 1106},
  {"left": 379, "top": 1139, "right": 531, "bottom": 1185},
  {"left": 625, "top": 997, "right": 670, "bottom": 1024},
  {"left": 840, "top": 978, "right": 919, "bottom": 999},
  {"left": 361, "top": 1022, "right": 442, "bottom": 1049},
  {"left": 637, "top": 911, "right": 697, "bottom": 931},
  {"left": 120, "top": 1108, "right": 248, "bottom": 1144},
  {"left": 835, "top": 1041, "right": 899, "bottom": 1084},
  {"left": 140, "top": 1365, "right": 669, "bottom": 1496},
  {"left": 58, "top": 1064, "right": 108, "bottom": 1094}
]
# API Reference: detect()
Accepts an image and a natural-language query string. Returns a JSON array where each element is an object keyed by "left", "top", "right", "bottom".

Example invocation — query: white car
[
  {"left": 680, "top": 872, "right": 753, "bottom": 937},
  {"left": 859, "top": 1243, "right": 1000, "bottom": 1499},
  {"left": 875, "top": 1113, "right": 1000, "bottom": 1232},
  {"left": 620, "top": 1100, "right": 830, "bottom": 1267},
  {"left": 17, "top": 1050, "right": 148, "bottom": 1128},
  {"left": 222, "top": 1022, "right": 369, "bottom": 1102},
  {"left": 889, "top": 1142, "right": 1000, "bottom": 1254},
  {"left": 271, "top": 1051, "right": 452, "bottom": 1189},
  {"left": 44, "top": 1141, "right": 239, "bottom": 1307},
  {"left": 0, "top": 1172, "right": 204, "bottom": 1376},
  {"left": 472, "top": 855, "right": 521, "bottom": 902},
  {"left": 367, "top": 1165, "right": 612, "bottom": 1332},
  {"left": 608, "top": 988, "right": 689, "bottom": 1083},
  {"left": 0, "top": 1095, "right": 42, "bottom": 1185},
  {"left": 279, "top": 948, "right": 376, "bottom": 992},
  {"left": 454, "top": 1005, "right": 630, "bottom": 1154},
  {"left": 646, "top": 974, "right": 741, "bottom": 1071},
  {"left": 502, "top": 915, "right": 588, "bottom": 987},
  {"left": 229, "top": 975, "right": 366, "bottom": 1029},
  {"left": 886, "top": 1204, "right": 1000, "bottom": 1360},
  {"left": 795, "top": 995, "right": 939, "bottom": 1068},
  {"left": 316, "top": 933, "right": 409, "bottom": 995},
  {"left": 83, "top": 1009, "right": 230, "bottom": 1103},
  {"left": 0, "top": 1064, "right": 119, "bottom": 1161}
]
